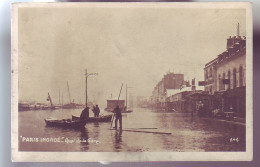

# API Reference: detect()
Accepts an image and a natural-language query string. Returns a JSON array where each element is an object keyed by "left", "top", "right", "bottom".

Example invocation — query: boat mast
[
  {"left": 126, "top": 84, "right": 127, "bottom": 109},
  {"left": 59, "top": 89, "right": 60, "bottom": 105},
  {"left": 85, "top": 69, "right": 88, "bottom": 107},
  {"left": 47, "top": 92, "right": 54, "bottom": 108},
  {"left": 67, "top": 81, "right": 71, "bottom": 104}
]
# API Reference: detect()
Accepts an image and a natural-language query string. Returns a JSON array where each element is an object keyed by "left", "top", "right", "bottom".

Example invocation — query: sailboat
[
  {"left": 46, "top": 92, "right": 56, "bottom": 109},
  {"left": 123, "top": 84, "right": 133, "bottom": 113},
  {"left": 62, "top": 82, "right": 81, "bottom": 109}
]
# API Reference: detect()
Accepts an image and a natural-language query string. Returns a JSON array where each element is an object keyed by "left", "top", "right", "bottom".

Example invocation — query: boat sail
[{"left": 46, "top": 92, "right": 56, "bottom": 109}]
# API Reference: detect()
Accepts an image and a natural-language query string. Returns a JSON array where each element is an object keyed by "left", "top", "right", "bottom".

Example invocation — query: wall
[{"left": 216, "top": 53, "right": 246, "bottom": 91}]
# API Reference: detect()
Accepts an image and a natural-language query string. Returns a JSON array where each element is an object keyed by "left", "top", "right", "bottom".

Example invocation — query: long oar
[{"left": 110, "top": 83, "right": 123, "bottom": 129}]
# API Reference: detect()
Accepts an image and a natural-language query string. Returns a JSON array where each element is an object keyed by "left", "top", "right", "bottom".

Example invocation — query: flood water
[{"left": 19, "top": 108, "right": 245, "bottom": 152}]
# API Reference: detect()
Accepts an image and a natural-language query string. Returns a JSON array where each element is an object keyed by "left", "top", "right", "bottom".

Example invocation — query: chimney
[{"left": 237, "top": 22, "right": 240, "bottom": 37}]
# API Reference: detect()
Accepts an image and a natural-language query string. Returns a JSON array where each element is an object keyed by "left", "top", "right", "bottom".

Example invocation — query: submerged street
[{"left": 19, "top": 108, "right": 245, "bottom": 152}]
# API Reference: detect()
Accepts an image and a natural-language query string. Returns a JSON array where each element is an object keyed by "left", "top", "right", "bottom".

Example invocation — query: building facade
[
  {"left": 152, "top": 73, "right": 184, "bottom": 108},
  {"left": 165, "top": 91, "right": 194, "bottom": 112},
  {"left": 204, "top": 58, "right": 218, "bottom": 94},
  {"left": 204, "top": 33, "right": 246, "bottom": 117}
]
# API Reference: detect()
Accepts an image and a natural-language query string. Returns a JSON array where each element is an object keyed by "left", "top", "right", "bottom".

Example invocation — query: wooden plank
[
  {"left": 110, "top": 129, "right": 171, "bottom": 135},
  {"left": 125, "top": 128, "right": 158, "bottom": 130}
]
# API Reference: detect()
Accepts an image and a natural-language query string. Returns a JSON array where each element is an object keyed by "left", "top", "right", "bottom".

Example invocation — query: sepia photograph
[{"left": 11, "top": 2, "right": 253, "bottom": 162}]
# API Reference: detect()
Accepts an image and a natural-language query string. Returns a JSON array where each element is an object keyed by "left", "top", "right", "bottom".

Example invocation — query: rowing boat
[
  {"left": 71, "top": 114, "right": 113, "bottom": 123},
  {"left": 44, "top": 117, "right": 86, "bottom": 129}
]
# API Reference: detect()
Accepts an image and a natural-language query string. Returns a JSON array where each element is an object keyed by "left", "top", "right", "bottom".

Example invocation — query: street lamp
[{"left": 85, "top": 69, "right": 98, "bottom": 107}]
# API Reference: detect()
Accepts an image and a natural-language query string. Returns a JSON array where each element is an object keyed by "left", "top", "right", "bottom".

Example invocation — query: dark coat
[
  {"left": 96, "top": 106, "right": 100, "bottom": 113},
  {"left": 80, "top": 107, "right": 89, "bottom": 120},
  {"left": 114, "top": 106, "right": 121, "bottom": 117}
]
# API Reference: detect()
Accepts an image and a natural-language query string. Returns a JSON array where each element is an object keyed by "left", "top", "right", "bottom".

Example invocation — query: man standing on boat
[
  {"left": 114, "top": 105, "right": 122, "bottom": 129},
  {"left": 80, "top": 107, "right": 89, "bottom": 120},
  {"left": 95, "top": 105, "right": 100, "bottom": 117}
]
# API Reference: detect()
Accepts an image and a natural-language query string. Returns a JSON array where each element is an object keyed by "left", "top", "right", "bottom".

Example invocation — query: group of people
[
  {"left": 80, "top": 104, "right": 100, "bottom": 120},
  {"left": 79, "top": 104, "right": 123, "bottom": 129},
  {"left": 92, "top": 105, "right": 100, "bottom": 117}
]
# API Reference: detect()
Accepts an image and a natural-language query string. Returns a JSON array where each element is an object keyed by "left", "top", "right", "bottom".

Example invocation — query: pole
[
  {"left": 86, "top": 69, "right": 88, "bottom": 107},
  {"left": 110, "top": 83, "right": 124, "bottom": 129},
  {"left": 85, "top": 69, "right": 98, "bottom": 108},
  {"left": 126, "top": 84, "right": 127, "bottom": 110},
  {"left": 117, "top": 83, "right": 124, "bottom": 104},
  {"left": 237, "top": 22, "right": 240, "bottom": 36},
  {"left": 59, "top": 89, "right": 60, "bottom": 105},
  {"left": 191, "top": 106, "right": 194, "bottom": 122},
  {"left": 67, "top": 81, "right": 71, "bottom": 104}
]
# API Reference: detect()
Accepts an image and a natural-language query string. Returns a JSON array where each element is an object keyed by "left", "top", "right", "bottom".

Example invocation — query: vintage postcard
[{"left": 11, "top": 2, "right": 253, "bottom": 162}]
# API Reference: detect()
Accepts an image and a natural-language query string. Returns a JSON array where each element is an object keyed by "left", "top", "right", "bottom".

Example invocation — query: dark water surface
[{"left": 19, "top": 108, "right": 245, "bottom": 152}]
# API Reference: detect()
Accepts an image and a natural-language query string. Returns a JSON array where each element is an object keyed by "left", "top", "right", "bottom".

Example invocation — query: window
[
  {"left": 218, "top": 74, "right": 221, "bottom": 91},
  {"left": 233, "top": 68, "right": 237, "bottom": 89},
  {"left": 210, "top": 68, "right": 212, "bottom": 77},
  {"left": 239, "top": 66, "right": 243, "bottom": 87},
  {"left": 222, "top": 72, "right": 226, "bottom": 90},
  {"left": 228, "top": 70, "right": 231, "bottom": 89}
]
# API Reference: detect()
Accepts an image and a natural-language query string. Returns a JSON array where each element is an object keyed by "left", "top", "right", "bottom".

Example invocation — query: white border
[{"left": 11, "top": 2, "right": 253, "bottom": 162}]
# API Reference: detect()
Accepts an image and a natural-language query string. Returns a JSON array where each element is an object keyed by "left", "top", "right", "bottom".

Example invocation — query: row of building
[{"left": 147, "top": 24, "right": 246, "bottom": 118}]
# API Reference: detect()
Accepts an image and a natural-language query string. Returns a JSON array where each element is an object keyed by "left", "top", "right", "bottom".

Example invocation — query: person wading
[
  {"left": 114, "top": 105, "right": 122, "bottom": 129},
  {"left": 80, "top": 107, "right": 89, "bottom": 120}
]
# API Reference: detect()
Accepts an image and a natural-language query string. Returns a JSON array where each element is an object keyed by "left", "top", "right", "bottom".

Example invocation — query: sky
[{"left": 17, "top": 6, "right": 246, "bottom": 107}]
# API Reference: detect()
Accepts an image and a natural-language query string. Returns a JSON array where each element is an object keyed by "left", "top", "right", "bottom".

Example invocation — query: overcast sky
[{"left": 18, "top": 6, "right": 246, "bottom": 106}]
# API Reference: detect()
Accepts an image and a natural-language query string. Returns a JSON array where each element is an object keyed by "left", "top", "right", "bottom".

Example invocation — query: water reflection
[
  {"left": 93, "top": 122, "right": 100, "bottom": 127},
  {"left": 79, "top": 128, "right": 89, "bottom": 151},
  {"left": 92, "top": 122, "right": 100, "bottom": 150},
  {"left": 114, "top": 130, "right": 123, "bottom": 151}
]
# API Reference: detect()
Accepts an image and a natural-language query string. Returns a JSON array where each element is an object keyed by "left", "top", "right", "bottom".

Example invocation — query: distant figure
[
  {"left": 114, "top": 105, "right": 122, "bottom": 129},
  {"left": 80, "top": 107, "right": 89, "bottom": 120},
  {"left": 95, "top": 105, "right": 100, "bottom": 117},
  {"left": 92, "top": 106, "right": 96, "bottom": 116}
]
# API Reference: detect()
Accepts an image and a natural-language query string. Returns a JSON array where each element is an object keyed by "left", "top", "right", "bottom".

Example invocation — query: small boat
[
  {"left": 105, "top": 108, "right": 133, "bottom": 113},
  {"left": 104, "top": 107, "right": 113, "bottom": 112},
  {"left": 18, "top": 103, "right": 31, "bottom": 111},
  {"left": 123, "top": 109, "right": 133, "bottom": 113},
  {"left": 71, "top": 114, "right": 113, "bottom": 123},
  {"left": 44, "top": 117, "right": 86, "bottom": 129}
]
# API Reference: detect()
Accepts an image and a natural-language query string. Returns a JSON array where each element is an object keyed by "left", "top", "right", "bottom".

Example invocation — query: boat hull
[
  {"left": 45, "top": 118, "right": 86, "bottom": 129},
  {"left": 72, "top": 114, "right": 113, "bottom": 122},
  {"left": 105, "top": 108, "right": 133, "bottom": 113}
]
